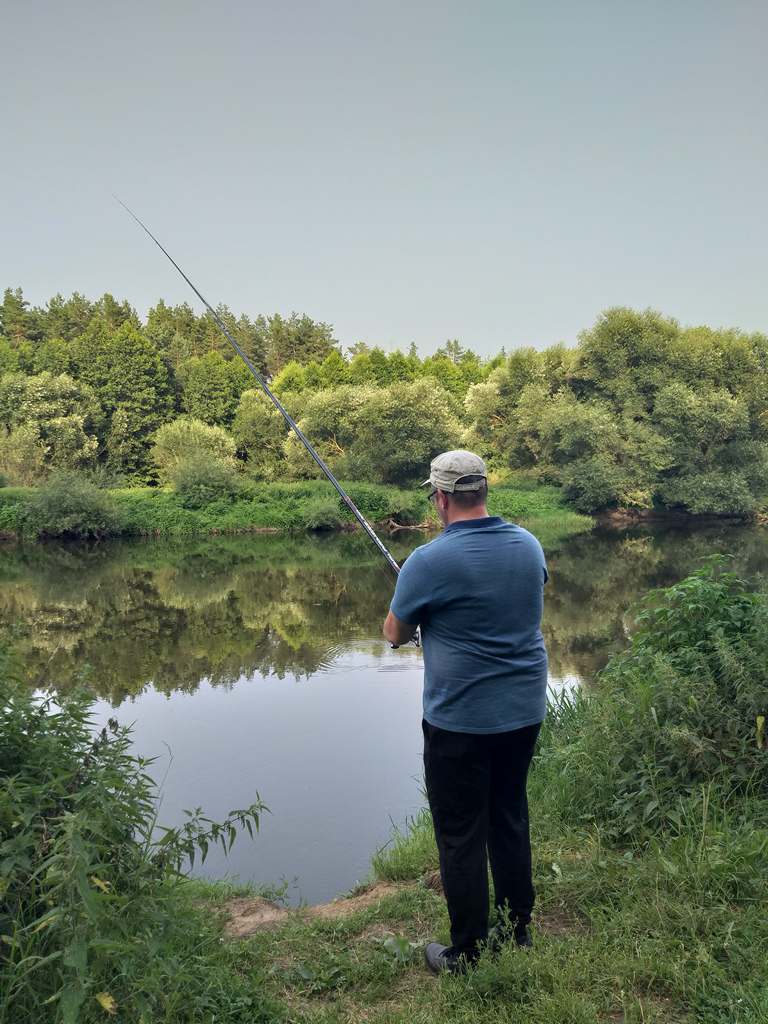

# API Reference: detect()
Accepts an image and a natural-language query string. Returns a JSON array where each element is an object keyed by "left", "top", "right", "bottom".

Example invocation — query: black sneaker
[
  {"left": 487, "top": 921, "right": 533, "bottom": 952},
  {"left": 424, "top": 942, "right": 472, "bottom": 975}
]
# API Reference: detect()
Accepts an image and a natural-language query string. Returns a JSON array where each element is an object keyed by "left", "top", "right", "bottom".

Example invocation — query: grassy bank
[{"left": 0, "top": 477, "right": 593, "bottom": 541}]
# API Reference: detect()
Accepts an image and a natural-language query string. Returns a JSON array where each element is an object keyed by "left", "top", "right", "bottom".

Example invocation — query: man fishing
[
  {"left": 120, "top": 207, "right": 546, "bottom": 972},
  {"left": 383, "top": 450, "right": 548, "bottom": 974}
]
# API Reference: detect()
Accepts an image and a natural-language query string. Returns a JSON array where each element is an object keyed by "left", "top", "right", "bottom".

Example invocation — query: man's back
[{"left": 391, "top": 516, "right": 548, "bottom": 734}]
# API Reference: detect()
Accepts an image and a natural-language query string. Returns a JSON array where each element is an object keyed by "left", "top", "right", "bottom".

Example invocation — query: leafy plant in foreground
[
  {"left": 0, "top": 664, "right": 273, "bottom": 1023},
  {"left": 537, "top": 557, "right": 768, "bottom": 839}
]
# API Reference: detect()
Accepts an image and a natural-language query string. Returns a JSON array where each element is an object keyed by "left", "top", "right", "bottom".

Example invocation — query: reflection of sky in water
[
  {"left": 93, "top": 649, "right": 426, "bottom": 905},
  {"left": 90, "top": 646, "right": 577, "bottom": 905}
]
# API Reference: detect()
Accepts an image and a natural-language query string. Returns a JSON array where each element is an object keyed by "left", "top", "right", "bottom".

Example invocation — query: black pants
[{"left": 422, "top": 718, "right": 541, "bottom": 959}]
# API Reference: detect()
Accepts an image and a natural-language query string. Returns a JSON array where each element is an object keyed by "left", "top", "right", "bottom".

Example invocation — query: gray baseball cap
[{"left": 421, "top": 450, "right": 488, "bottom": 492}]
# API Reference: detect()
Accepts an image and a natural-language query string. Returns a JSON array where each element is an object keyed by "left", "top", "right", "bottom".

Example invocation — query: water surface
[{"left": 2, "top": 523, "right": 765, "bottom": 902}]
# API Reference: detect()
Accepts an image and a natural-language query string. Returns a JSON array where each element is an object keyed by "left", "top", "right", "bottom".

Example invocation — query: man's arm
[{"left": 383, "top": 610, "right": 417, "bottom": 647}]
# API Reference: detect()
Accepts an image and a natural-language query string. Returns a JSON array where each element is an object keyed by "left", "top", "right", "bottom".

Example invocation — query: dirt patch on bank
[{"left": 223, "top": 882, "right": 405, "bottom": 939}]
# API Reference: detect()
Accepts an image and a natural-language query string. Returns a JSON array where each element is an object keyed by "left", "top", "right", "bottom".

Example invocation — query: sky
[{"left": 2, "top": 0, "right": 767, "bottom": 356}]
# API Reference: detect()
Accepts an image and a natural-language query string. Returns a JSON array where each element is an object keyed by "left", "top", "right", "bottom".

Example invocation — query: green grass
[
  {"left": 197, "top": 793, "right": 768, "bottom": 1023},
  {"left": 0, "top": 479, "right": 592, "bottom": 540},
  {"left": 205, "top": 754, "right": 767, "bottom": 1024}
]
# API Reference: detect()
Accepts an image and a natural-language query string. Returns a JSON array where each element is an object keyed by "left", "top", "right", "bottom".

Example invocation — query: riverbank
[
  {"left": 200, "top": 562, "right": 768, "bottom": 1022},
  {"left": 198, "top": 791, "right": 767, "bottom": 1024},
  {"left": 4, "top": 562, "right": 765, "bottom": 1023},
  {"left": 0, "top": 478, "right": 593, "bottom": 543}
]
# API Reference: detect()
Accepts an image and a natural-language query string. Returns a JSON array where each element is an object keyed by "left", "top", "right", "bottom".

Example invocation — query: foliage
[
  {"left": 150, "top": 417, "right": 237, "bottom": 484},
  {"left": 347, "top": 379, "right": 463, "bottom": 484},
  {"left": 231, "top": 388, "right": 289, "bottom": 478},
  {"left": 263, "top": 312, "right": 339, "bottom": 375},
  {"left": 4, "top": 285, "right": 768, "bottom": 515},
  {"left": 0, "top": 658, "right": 275, "bottom": 1023},
  {"left": 0, "top": 372, "right": 101, "bottom": 483},
  {"left": 464, "top": 308, "right": 768, "bottom": 515},
  {"left": 0, "top": 425, "right": 46, "bottom": 486},
  {"left": 177, "top": 350, "right": 253, "bottom": 426},
  {"left": 538, "top": 558, "right": 768, "bottom": 839},
  {"left": 302, "top": 495, "right": 345, "bottom": 530},
  {"left": 70, "top": 321, "right": 174, "bottom": 481},
  {"left": 168, "top": 453, "right": 243, "bottom": 509},
  {"left": 0, "top": 479, "right": 583, "bottom": 542},
  {"left": 21, "top": 473, "right": 126, "bottom": 540},
  {"left": 284, "top": 380, "right": 462, "bottom": 486}
]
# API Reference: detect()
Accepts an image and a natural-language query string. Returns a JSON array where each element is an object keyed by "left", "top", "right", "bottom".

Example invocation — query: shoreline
[{"left": 0, "top": 480, "right": 594, "bottom": 543}]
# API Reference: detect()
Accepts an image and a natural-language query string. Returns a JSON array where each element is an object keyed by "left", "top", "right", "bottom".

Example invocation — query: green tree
[
  {"left": 177, "top": 351, "right": 252, "bottom": 426},
  {"left": 0, "top": 338, "right": 20, "bottom": 375},
  {"left": 32, "top": 336, "right": 73, "bottom": 374},
  {"left": 303, "top": 360, "right": 324, "bottom": 390},
  {"left": 283, "top": 380, "right": 461, "bottom": 485},
  {"left": 71, "top": 321, "right": 173, "bottom": 480},
  {"left": 653, "top": 383, "right": 767, "bottom": 514},
  {"left": 387, "top": 350, "right": 417, "bottom": 383},
  {"left": 0, "top": 287, "right": 43, "bottom": 348},
  {"left": 264, "top": 313, "right": 338, "bottom": 374},
  {"left": 368, "top": 348, "right": 392, "bottom": 385},
  {"left": 514, "top": 387, "right": 668, "bottom": 512},
  {"left": 0, "top": 424, "right": 46, "bottom": 484},
  {"left": 282, "top": 386, "right": 372, "bottom": 479},
  {"left": 199, "top": 306, "right": 268, "bottom": 372},
  {"left": 92, "top": 292, "right": 138, "bottom": 331},
  {"left": 572, "top": 306, "right": 680, "bottom": 415},
  {"left": 349, "top": 379, "right": 462, "bottom": 484},
  {"left": 348, "top": 351, "right": 375, "bottom": 384},
  {"left": 419, "top": 354, "right": 466, "bottom": 401},
  {"left": 271, "top": 360, "right": 308, "bottom": 395},
  {"left": 42, "top": 292, "right": 96, "bottom": 340},
  {"left": 436, "top": 338, "right": 465, "bottom": 363},
  {"left": 347, "top": 341, "right": 371, "bottom": 357},
  {"left": 232, "top": 389, "right": 289, "bottom": 478},
  {"left": 145, "top": 299, "right": 207, "bottom": 366},
  {"left": 0, "top": 372, "right": 102, "bottom": 480},
  {"left": 319, "top": 349, "right": 350, "bottom": 388}
]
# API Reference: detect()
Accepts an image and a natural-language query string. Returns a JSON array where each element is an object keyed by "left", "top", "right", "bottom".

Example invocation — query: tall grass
[{"left": 533, "top": 556, "right": 768, "bottom": 840}]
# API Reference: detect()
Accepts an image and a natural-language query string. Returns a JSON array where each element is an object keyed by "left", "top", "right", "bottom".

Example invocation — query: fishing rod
[{"left": 115, "top": 196, "right": 402, "bottom": 579}]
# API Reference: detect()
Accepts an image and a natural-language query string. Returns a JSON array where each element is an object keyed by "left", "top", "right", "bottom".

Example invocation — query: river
[{"left": 2, "top": 522, "right": 766, "bottom": 903}]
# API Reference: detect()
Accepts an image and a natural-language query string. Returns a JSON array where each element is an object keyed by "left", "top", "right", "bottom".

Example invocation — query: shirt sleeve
[{"left": 390, "top": 548, "right": 430, "bottom": 626}]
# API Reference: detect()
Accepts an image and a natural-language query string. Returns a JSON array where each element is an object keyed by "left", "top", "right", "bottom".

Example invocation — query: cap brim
[{"left": 420, "top": 478, "right": 432, "bottom": 488}]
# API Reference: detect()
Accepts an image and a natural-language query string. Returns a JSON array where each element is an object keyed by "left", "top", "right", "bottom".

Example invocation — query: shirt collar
[{"left": 443, "top": 516, "right": 504, "bottom": 534}]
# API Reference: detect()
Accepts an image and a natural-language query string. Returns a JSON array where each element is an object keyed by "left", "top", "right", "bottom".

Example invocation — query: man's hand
[{"left": 383, "top": 610, "right": 418, "bottom": 648}]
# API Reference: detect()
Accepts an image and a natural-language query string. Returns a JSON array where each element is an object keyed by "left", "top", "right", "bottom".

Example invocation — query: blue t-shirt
[{"left": 390, "top": 517, "right": 548, "bottom": 734}]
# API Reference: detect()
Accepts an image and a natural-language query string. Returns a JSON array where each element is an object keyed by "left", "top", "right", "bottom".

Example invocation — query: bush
[
  {"left": 150, "top": 417, "right": 237, "bottom": 484},
  {"left": 0, "top": 658, "right": 275, "bottom": 1023},
  {"left": 537, "top": 558, "right": 768, "bottom": 839},
  {"left": 561, "top": 455, "right": 628, "bottom": 513},
  {"left": 303, "top": 495, "right": 344, "bottom": 530},
  {"left": 22, "top": 473, "right": 125, "bottom": 539},
  {"left": 167, "top": 453, "right": 243, "bottom": 509}
]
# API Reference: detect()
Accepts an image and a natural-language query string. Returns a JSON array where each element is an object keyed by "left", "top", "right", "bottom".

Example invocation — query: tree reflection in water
[{"left": 1, "top": 524, "right": 765, "bottom": 703}]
